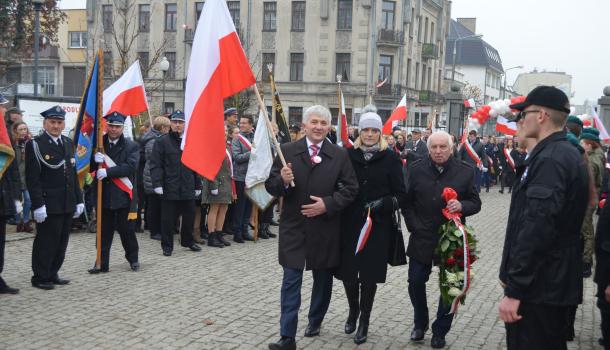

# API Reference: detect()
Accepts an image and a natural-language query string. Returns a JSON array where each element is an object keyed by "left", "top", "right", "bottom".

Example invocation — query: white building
[{"left": 513, "top": 70, "right": 572, "bottom": 97}]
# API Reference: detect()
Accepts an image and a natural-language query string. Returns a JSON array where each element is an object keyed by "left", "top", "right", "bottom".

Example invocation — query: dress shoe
[
  {"left": 233, "top": 236, "right": 245, "bottom": 243},
  {"left": 410, "top": 326, "right": 428, "bottom": 341},
  {"left": 304, "top": 323, "right": 321, "bottom": 337},
  {"left": 51, "top": 277, "right": 70, "bottom": 285},
  {"left": 163, "top": 250, "right": 172, "bottom": 256},
  {"left": 130, "top": 262, "right": 140, "bottom": 271},
  {"left": 32, "top": 281, "right": 54, "bottom": 290},
  {"left": 431, "top": 335, "right": 446, "bottom": 348},
  {"left": 0, "top": 285, "right": 19, "bottom": 294},
  {"left": 88, "top": 267, "right": 109, "bottom": 274},
  {"left": 499, "top": 189, "right": 504, "bottom": 194},
  {"left": 187, "top": 243, "right": 202, "bottom": 252},
  {"left": 268, "top": 336, "right": 296, "bottom": 350},
  {"left": 151, "top": 234, "right": 161, "bottom": 240},
  {"left": 217, "top": 232, "right": 231, "bottom": 246},
  {"left": 354, "top": 322, "right": 369, "bottom": 344}
]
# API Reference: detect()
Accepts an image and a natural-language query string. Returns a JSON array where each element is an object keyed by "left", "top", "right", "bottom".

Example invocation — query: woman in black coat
[{"left": 335, "top": 111, "right": 406, "bottom": 344}]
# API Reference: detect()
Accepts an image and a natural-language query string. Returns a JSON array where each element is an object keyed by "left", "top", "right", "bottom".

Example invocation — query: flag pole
[
  {"left": 95, "top": 49, "right": 104, "bottom": 269},
  {"left": 252, "top": 84, "right": 295, "bottom": 187},
  {"left": 268, "top": 64, "right": 276, "bottom": 124}
]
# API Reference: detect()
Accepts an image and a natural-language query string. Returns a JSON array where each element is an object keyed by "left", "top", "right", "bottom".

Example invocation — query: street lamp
[
  {"left": 32, "top": 0, "right": 44, "bottom": 97},
  {"left": 450, "top": 34, "right": 483, "bottom": 87},
  {"left": 502, "top": 65, "right": 524, "bottom": 99},
  {"left": 159, "top": 57, "right": 170, "bottom": 113}
]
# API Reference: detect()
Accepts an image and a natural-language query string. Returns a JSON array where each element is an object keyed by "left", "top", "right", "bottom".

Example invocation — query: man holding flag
[{"left": 88, "top": 112, "right": 140, "bottom": 274}]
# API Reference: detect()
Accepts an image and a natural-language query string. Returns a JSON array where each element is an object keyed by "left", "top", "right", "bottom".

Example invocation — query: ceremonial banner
[
  {"left": 268, "top": 73, "right": 291, "bottom": 143},
  {"left": 0, "top": 109, "right": 15, "bottom": 179},
  {"left": 245, "top": 110, "right": 276, "bottom": 210}
]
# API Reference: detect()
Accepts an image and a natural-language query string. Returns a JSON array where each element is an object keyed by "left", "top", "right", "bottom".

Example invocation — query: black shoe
[
  {"left": 304, "top": 323, "right": 321, "bottom": 337},
  {"left": 0, "top": 285, "right": 19, "bottom": 294},
  {"left": 499, "top": 189, "right": 504, "bottom": 194},
  {"left": 267, "top": 231, "right": 277, "bottom": 238},
  {"left": 243, "top": 232, "right": 255, "bottom": 241},
  {"left": 583, "top": 263, "right": 592, "bottom": 278},
  {"left": 217, "top": 232, "right": 231, "bottom": 246},
  {"left": 187, "top": 244, "right": 202, "bottom": 252},
  {"left": 485, "top": 188, "right": 489, "bottom": 193},
  {"left": 88, "top": 267, "right": 109, "bottom": 274},
  {"left": 201, "top": 232, "right": 209, "bottom": 240},
  {"left": 130, "top": 262, "right": 140, "bottom": 272},
  {"left": 410, "top": 326, "right": 428, "bottom": 341},
  {"left": 207, "top": 232, "right": 225, "bottom": 248},
  {"left": 354, "top": 322, "right": 369, "bottom": 345},
  {"left": 51, "top": 277, "right": 70, "bottom": 285},
  {"left": 32, "top": 280, "right": 54, "bottom": 290},
  {"left": 269, "top": 219, "right": 279, "bottom": 226},
  {"left": 431, "top": 335, "right": 446, "bottom": 348},
  {"left": 345, "top": 311, "right": 358, "bottom": 334},
  {"left": 233, "top": 236, "right": 245, "bottom": 243},
  {"left": 151, "top": 234, "right": 161, "bottom": 240},
  {"left": 268, "top": 337, "right": 296, "bottom": 350},
  {"left": 163, "top": 250, "right": 172, "bottom": 257},
  {"left": 258, "top": 230, "right": 269, "bottom": 239}
]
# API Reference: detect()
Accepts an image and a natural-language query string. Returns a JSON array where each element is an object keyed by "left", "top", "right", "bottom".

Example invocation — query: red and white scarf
[
  {"left": 463, "top": 142, "right": 482, "bottom": 167},
  {"left": 225, "top": 149, "right": 237, "bottom": 198},
  {"left": 355, "top": 209, "right": 373, "bottom": 254},
  {"left": 504, "top": 147, "right": 515, "bottom": 171},
  {"left": 100, "top": 154, "right": 133, "bottom": 199},
  {"left": 237, "top": 134, "right": 252, "bottom": 151}
]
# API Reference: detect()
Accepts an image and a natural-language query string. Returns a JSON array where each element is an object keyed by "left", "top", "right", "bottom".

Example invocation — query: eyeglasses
[{"left": 516, "top": 109, "right": 541, "bottom": 121}]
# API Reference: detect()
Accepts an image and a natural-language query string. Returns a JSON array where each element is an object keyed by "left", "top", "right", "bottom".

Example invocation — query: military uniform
[
  {"left": 26, "top": 106, "right": 83, "bottom": 290},
  {"left": 88, "top": 112, "right": 140, "bottom": 274}
]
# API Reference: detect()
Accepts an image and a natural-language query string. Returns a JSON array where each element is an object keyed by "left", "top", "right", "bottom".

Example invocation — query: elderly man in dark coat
[
  {"left": 404, "top": 131, "right": 481, "bottom": 348},
  {"left": 265, "top": 105, "right": 358, "bottom": 350}
]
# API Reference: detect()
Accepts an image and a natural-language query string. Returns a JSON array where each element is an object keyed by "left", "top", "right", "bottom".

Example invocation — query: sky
[{"left": 451, "top": 0, "right": 610, "bottom": 105}]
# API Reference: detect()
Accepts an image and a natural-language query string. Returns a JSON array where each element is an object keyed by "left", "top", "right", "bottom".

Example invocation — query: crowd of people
[{"left": 0, "top": 85, "right": 608, "bottom": 350}]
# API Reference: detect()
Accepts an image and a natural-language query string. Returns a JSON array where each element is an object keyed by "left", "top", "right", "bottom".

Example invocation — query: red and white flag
[
  {"left": 382, "top": 94, "right": 407, "bottom": 135},
  {"left": 355, "top": 209, "right": 373, "bottom": 255},
  {"left": 464, "top": 98, "right": 475, "bottom": 108},
  {"left": 376, "top": 77, "right": 388, "bottom": 88},
  {"left": 103, "top": 60, "right": 148, "bottom": 116},
  {"left": 495, "top": 115, "right": 517, "bottom": 135},
  {"left": 589, "top": 105, "right": 610, "bottom": 142},
  {"left": 182, "top": 0, "right": 255, "bottom": 180},
  {"left": 336, "top": 89, "right": 353, "bottom": 148}
]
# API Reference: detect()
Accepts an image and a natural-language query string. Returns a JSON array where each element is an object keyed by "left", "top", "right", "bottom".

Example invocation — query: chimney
[{"left": 457, "top": 18, "right": 476, "bottom": 34}]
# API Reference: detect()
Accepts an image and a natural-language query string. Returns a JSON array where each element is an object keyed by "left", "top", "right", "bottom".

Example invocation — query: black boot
[
  {"left": 208, "top": 232, "right": 225, "bottom": 248},
  {"left": 343, "top": 281, "right": 360, "bottom": 334},
  {"left": 354, "top": 283, "right": 377, "bottom": 344},
  {"left": 258, "top": 223, "right": 270, "bottom": 239}
]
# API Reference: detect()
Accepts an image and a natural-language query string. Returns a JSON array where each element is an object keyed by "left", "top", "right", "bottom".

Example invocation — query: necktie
[{"left": 309, "top": 145, "right": 319, "bottom": 164}]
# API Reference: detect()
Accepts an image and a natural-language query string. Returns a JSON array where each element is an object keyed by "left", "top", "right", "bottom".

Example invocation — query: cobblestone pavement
[{"left": 0, "top": 190, "right": 602, "bottom": 349}]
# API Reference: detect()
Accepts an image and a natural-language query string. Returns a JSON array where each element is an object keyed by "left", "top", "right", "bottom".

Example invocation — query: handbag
[{"left": 388, "top": 197, "right": 407, "bottom": 266}]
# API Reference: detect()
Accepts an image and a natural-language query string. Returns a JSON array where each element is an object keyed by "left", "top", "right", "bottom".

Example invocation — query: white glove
[
  {"left": 34, "top": 206, "right": 47, "bottom": 223},
  {"left": 154, "top": 187, "right": 163, "bottom": 195},
  {"left": 14, "top": 200, "right": 23, "bottom": 215},
  {"left": 482, "top": 167, "right": 488, "bottom": 172},
  {"left": 97, "top": 168, "right": 107, "bottom": 180},
  {"left": 195, "top": 190, "right": 202, "bottom": 197},
  {"left": 94, "top": 152, "right": 105, "bottom": 163},
  {"left": 73, "top": 203, "right": 85, "bottom": 218},
  {"left": 210, "top": 189, "right": 219, "bottom": 196}
]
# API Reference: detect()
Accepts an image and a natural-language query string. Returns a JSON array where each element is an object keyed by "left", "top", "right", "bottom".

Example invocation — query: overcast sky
[{"left": 451, "top": 0, "right": 609, "bottom": 105}]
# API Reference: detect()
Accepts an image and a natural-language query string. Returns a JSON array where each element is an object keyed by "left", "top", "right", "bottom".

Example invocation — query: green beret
[
  {"left": 582, "top": 127, "right": 600, "bottom": 137},
  {"left": 580, "top": 131, "right": 600, "bottom": 143},
  {"left": 566, "top": 131, "right": 581, "bottom": 148},
  {"left": 567, "top": 115, "right": 583, "bottom": 126}
]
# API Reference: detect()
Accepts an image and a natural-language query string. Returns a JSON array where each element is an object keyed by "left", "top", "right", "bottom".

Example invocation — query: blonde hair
[
  {"left": 153, "top": 116, "right": 170, "bottom": 131},
  {"left": 353, "top": 134, "right": 388, "bottom": 151}
]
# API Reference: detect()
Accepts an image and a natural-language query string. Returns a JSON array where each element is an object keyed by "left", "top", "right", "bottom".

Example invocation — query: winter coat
[
  {"left": 231, "top": 132, "right": 253, "bottom": 182},
  {"left": 201, "top": 154, "right": 233, "bottom": 204},
  {"left": 335, "top": 148, "right": 406, "bottom": 283},
  {"left": 141, "top": 129, "right": 163, "bottom": 194},
  {"left": 0, "top": 157, "right": 21, "bottom": 217},
  {"left": 499, "top": 131, "right": 589, "bottom": 306},
  {"left": 458, "top": 139, "right": 488, "bottom": 168},
  {"left": 595, "top": 200, "right": 610, "bottom": 311},
  {"left": 265, "top": 138, "right": 358, "bottom": 270},
  {"left": 14, "top": 140, "right": 27, "bottom": 190}
]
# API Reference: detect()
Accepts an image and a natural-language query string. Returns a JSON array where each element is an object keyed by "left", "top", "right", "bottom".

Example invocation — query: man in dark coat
[
  {"left": 595, "top": 197, "right": 610, "bottom": 348},
  {"left": 404, "top": 131, "right": 481, "bottom": 348},
  {"left": 26, "top": 105, "right": 84, "bottom": 290},
  {"left": 265, "top": 105, "right": 358, "bottom": 350},
  {"left": 150, "top": 110, "right": 202, "bottom": 256},
  {"left": 458, "top": 130, "right": 488, "bottom": 193},
  {"left": 498, "top": 86, "right": 589, "bottom": 350},
  {"left": 88, "top": 112, "right": 140, "bottom": 274},
  {"left": 403, "top": 129, "right": 428, "bottom": 164}
]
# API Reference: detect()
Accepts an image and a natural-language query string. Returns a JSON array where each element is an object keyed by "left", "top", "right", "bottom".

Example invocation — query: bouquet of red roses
[{"left": 435, "top": 187, "right": 478, "bottom": 314}]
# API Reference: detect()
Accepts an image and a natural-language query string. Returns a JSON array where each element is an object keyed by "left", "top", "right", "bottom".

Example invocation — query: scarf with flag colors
[
  {"left": 355, "top": 208, "right": 373, "bottom": 254},
  {"left": 464, "top": 141, "right": 482, "bottom": 167},
  {"left": 503, "top": 147, "right": 515, "bottom": 171}
]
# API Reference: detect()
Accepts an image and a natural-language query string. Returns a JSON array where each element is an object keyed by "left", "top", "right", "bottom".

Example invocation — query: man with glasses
[{"left": 498, "top": 86, "right": 589, "bottom": 349}]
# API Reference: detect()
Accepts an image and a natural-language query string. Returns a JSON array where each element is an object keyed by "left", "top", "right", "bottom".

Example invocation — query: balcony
[
  {"left": 376, "top": 84, "right": 403, "bottom": 101},
  {"left": 419, "top": 90, "right": 438, "bottom": 104},
  {"left": 30, "top": 45, "right": 59, "bottom": 59},
  {"left": 422, "top": 43, "right": 439, "bottom": 59},
  {"left": 377, "top": 29, "right": 404, "bottom": 47}
]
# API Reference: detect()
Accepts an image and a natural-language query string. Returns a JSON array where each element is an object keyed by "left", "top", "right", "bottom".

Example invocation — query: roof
[{"left": 445, "top": 20, "right": 504, "bottom": 73}]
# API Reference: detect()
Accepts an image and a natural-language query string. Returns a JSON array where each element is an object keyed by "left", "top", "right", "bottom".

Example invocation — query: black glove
[{"left": 364, "top": 198, "right": 384, "bottom": 214}]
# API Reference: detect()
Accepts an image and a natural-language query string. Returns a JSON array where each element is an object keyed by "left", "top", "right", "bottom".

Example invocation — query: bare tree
[{"left": 461, "top": 83, "right": 484, "bottom": 106}]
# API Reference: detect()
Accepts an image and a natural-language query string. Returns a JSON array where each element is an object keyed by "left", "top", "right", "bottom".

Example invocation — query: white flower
[
  {"left": 445, "top": 271, "right": 458, "bottom": 283},
  {"left": 456, "top": 272, "right": 464, "bottom": 281},
  {"left": 448, "top": 287, "right": 462, "bottom": 297}
]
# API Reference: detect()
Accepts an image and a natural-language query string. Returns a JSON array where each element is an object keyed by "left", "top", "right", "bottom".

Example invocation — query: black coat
[
  {"left": 335, "top": 148, "right": 406, "bottom": 283},
  {"left": 403, "top": 156, "right": 481, "bottom": 264},
  {"left": 458, "top": 139, "right": 488, "bottom": 168},
  {"left": 265, "top": 138, "right": 358, "bottom": 270},
  {"left": 499, "top": 132, "right": 589, "bottom": 306},
  {"left": 93, "top": 135, "right": 139, "bottom": 210},
  {"left": 0, "top": 157, "right": 21, "bottom": 217},
  {"left": 595, "top": 201, "right": 610, "bottom": 311},
  {"left": 150, "top": 131, "right": 201, "bottom": 200},
  {"left": 25, "top": 133, "right": 82, "bottom": 214},
  {"left": 403, "top": 139, "right": 428, "bottom": 164}
]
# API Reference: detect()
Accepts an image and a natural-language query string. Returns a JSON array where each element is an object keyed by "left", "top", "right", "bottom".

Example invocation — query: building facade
[
  {"left": 86, "top": 0, "right": 452, "bottom": 126},
  {"left": 513, "top": 70, "right": 572, "bottom": 98}
]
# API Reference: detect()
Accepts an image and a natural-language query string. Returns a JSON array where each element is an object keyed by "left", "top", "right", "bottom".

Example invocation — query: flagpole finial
[
  {"left": 267, "top": 63, "right": 273, "bottom": 73},
  {"left": 336, "top": 74, "right": 342, "bottom": 84}
]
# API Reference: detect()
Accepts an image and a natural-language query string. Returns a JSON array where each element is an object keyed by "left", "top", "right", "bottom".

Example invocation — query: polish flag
[
  {"left": 103, "top": 60, "right": 148, "bottom": 116},
  {"left": 382, "top": 94, "right": 407, "bottom": 135},
  {"left": 496, "top": 115, "right": 517, "bottom": 135},
  {"left": 464, "top": 98, "right": 475, "bottom": 108},
  {"left": 336, "top": 89, "right": 353, "bottom": 148},
  {"left": 182, "top": 0, "right": 256, "bottom": 180},
  {"left": 589, "top": 105, "right": 610, "bottom": 142},
  {"left": 355, "top": 210, "right": 373, "bottom": 255}
]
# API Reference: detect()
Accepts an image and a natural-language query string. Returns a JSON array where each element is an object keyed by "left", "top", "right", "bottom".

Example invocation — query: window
[
  {"left": 138, "top": 52, "right": 149, "bottom": 78},
  {"left": 381, "top": 1, "right": 395, "bottom": 30},
  {"left": 424, "top": 17, "right": 429, "bottom": 43},
  {"left": 290, "top": 53, "right": 304, "bottom": 81},
  {"left": 438, "top": 69, "right": 442, "bottom": 93},
  {"left": 336, "top": 53, "right": 350, "bottom": 82},
  {"left": 164, "top": 102, "right": 175, "bottom": 115},
  {"left": 427, "top": 66, "right": 432, "bottom": 90},
  {"left": 262, "top": 53, "right": 275, "bottom": 81},
  {"left": 337, "top": 0, "right": 352, "bottom": 30},
  {"left": 421, "top": 64, "right": 426, "bottom": 90},
  {"left": 408, "top": 8, "right": 415, "bottom": 37},
  {"left": 195, "top": 2, "right": 204, "bottom": 21},
  {"left": 263, "top": 2, "right": 277, "bottom": 31},
  {"left": 406, "top": 58, "right": 412, "bottom": 88},
  {"left": 378, "top": 55, "right": 393, "bottom": 94},
  {"left": 69, "top": 32, "right": 87, "bottom": 48},
  {"left": 165, "top": 4, "right": 177, "bottom": 32},
  {"left": 417, "top": 16, "right": 422, "bottom": 43},
  {"left": 63, "top": 67, "right": 85, "bottom": 97},
  {"left": 414, "top": 111, "right": 428, "bottom": 127},
  {"left": 102, "top": 5, "right": 113, "bottom": 33},
  {"left": 103, "top": 51, "right": 113, "bottom": 77},
  {"left": 165, "top": 52, "right": 176, "bottom": 79},
  {"left": 138, "top": 4, "right": 150, "bottom": 32},
  {"left": 227, "top": 1, "right": 240, "bottom": 27},
  {"left": 415, "top": 62, "right": 420, "bottom": 89},
  {"left": 430, "top": 22, "right": 435, "bottom": 43},
  {"left": 39, "top": 66, "right": 56, "bottom": 96},
  {"left": 288, "top": 107, "right": 303, "bottom": 124},
  {"left": 291, "top": 1, "right": 306, "bottom": 31}
]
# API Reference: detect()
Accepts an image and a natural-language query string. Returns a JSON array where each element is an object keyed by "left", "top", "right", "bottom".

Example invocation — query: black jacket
[
  {"left": 595, "top": 201, "right": 610, "bottom": 311},
  {"left": 499, "top": 131, "right": 589, "bottom": 306},
  {"left": 403, "top": 156, "right": 481, "bottom": 264},
  {"left": 25, "top": 133, "right": 83, "bottom": 214},
  {"left": 93, "top": 135, "right": 139, "bottom": 210},
  {"left": 150, "top": 131, "right": 201, "bottom": 200},
  {"left": 0, "top": 157, "right": 21, "bottom": 217},
  {"left": 459, "top": 139, "right": 488, "bottom": 168},
  {"left": 403, "top": 139, "right": 428, "bottom": 164}
]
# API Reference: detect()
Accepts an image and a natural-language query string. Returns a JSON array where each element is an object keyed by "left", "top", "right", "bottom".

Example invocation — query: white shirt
[
  {"left": 45, "top": 132, "right": 61, "bottom": 145},
  {"left": 306, "top": 138, "right": 324, "bottom": 156}
]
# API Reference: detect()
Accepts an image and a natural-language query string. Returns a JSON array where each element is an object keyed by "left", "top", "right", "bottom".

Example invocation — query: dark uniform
[
  {"left": 150, "top": 110, "right": 202, "bottom": 256},
  {"left": 88, "top": 112, "right": 140, "bottom": 274},
  {"left": 26, "top": 106, "right": 83, "bottom": 290}
]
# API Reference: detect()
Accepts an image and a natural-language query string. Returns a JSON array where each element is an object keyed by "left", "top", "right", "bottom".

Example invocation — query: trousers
[
  {"left": 161, "top": 199, "right": 195, "bottom": 253},
  {"left": 99, "top": 208, "right": 139, "bottom": 270},
  {"left": 32, "top": 213, "right": 72, "bottom": 283}
]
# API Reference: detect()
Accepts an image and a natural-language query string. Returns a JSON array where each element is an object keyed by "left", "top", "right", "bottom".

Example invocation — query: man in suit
[
  {"left": 458, "top": 130, "right": 488, "bottom": 193},
  {"left": 404, "top": 129, "right": 428, "bottom": 164},
  {"left": 88, "top": 112, "right": 140, "bottom": 274},
  {"left": 26, "top": 105, "right": 84, "bottom": 290},
  {"left": 265, "top": 105, "right": 359, "bottom": 350}
]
